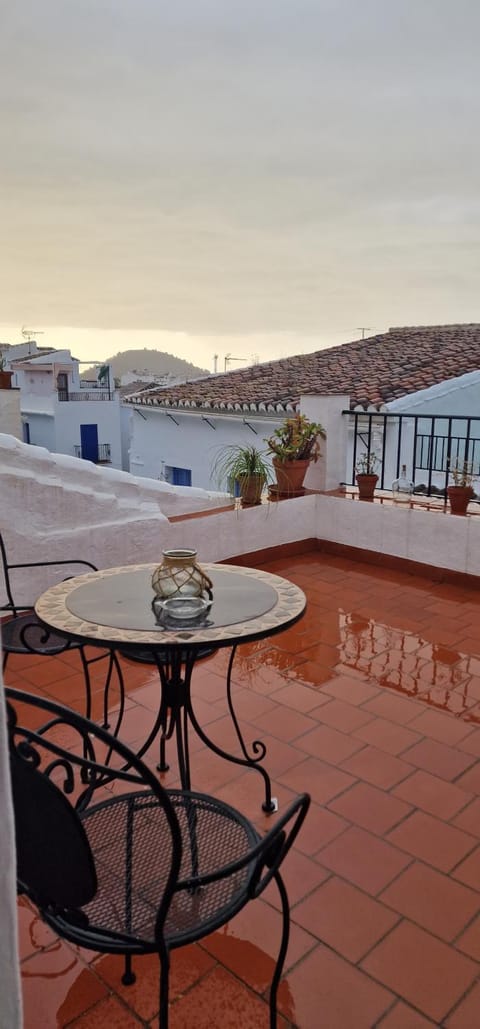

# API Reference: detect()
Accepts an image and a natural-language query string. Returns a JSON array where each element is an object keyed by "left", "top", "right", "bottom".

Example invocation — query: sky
[{"left": 1, "top": 0, "right": 480, "bottom": 373}]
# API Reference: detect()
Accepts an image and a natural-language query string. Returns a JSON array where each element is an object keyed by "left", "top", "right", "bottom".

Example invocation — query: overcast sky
[{"left": 1, "top": 0, "right": 479, "bottom": 371}]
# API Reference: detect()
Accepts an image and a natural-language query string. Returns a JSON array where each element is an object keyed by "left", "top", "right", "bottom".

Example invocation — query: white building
[
  {"left": 124, "top": 325, "right": 480, "bottom": 494},
  {"left": 3, "top": 342, "right": 126, "bottom": 470}
]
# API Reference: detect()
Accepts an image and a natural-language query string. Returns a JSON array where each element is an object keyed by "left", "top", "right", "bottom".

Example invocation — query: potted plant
[
  {"left": 447, "top": 460, "right": 476, "bottom": 516},
  {"left": 211, "top": 444, "right": 272, "bottom": 506},
  {"left": 355, "top": 452, "right": 380, "bottom": 500},
  {"left": 265, "top": 413, "right": 326, "bottom": 495}
]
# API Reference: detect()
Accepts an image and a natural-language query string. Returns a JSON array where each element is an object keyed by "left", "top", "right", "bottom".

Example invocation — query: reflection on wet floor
[{"left": 338, "top": 611, "right": 480, "bottom": 715}]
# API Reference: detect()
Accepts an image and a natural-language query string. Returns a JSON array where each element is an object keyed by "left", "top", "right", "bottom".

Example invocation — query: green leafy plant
[
  {"left": 265, "top": 413, "right": 326, "bottom": 463},
  {"left": 211, "top": 444, "right": 272, "bottom": 501},
  {"left": 355, "top": 451, "right": 381, "bottom": 475}
]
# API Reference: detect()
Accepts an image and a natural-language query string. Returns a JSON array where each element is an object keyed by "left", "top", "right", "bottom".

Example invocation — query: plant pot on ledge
[
  {"left": 211, "top": 443, "right": 271, "bottom": 507},
  {"left": 266, "top": 413, "right": 327, "bottom": 499},
  {"left": 447, "top": 484, "right": 474, "bottom": 516},
  {"left": 237, "top": 472, "right": 266, "bottom": 506},
  {"left": 272, "top": 457, "right": 310, "bottom": 495},
  {"left": 355, "top": 473, "right": 379, "bottom": 501}
]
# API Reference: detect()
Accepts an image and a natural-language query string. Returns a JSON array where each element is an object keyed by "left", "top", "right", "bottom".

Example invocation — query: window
[{"left": 165, "top": 466, "right": 192, "bottom": 487}]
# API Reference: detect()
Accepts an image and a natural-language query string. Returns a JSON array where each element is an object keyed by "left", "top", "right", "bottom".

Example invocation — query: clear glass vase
[{"left": 392, "top": 465, "right": 414, "bottom": 506}]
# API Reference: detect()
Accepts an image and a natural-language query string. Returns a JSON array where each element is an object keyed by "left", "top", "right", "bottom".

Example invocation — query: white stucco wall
[
  {"left": 127, "top": 395, "right": 350, "bottom": 493},
  {"left": 0, "top": 433, "right": 232, "bottom": 604},
  {"left": 128, "top": 406, "right": 280, "bottom": 489},
  {"left": 53, "top": 395, "right": 123, "bottom": 469},
  {"left": 0, "top": 389, "right": 22, "bottom": 441},
  {"left": 12, "top": 349, "right": 126, "bottom": 471},
  {"left": 24, "top": 411, "right": 56, "bottom": 451},
  {"left": 316, "top": 494, "right": 480, "bottom": 578}
]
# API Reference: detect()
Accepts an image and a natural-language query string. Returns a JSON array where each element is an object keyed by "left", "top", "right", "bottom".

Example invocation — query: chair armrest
[
  {"left": 7, "top": 558, "right": 98, "bottom": 573},
  {"left": 176, "top": 793, "right": 310, "bottom": 894}
]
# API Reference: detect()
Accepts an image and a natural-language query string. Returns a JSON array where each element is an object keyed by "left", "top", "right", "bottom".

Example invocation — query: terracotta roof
[{"left": 123, "top": 324, "right": 480, "bottom": 413}]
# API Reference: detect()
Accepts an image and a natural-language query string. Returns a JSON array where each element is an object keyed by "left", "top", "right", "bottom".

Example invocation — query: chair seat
[
  {"left": 1, "top": 611, "right": 79, "bottom": 656},
  {"left": 74, "top": 789, "right": 260, "bottom": 950}
]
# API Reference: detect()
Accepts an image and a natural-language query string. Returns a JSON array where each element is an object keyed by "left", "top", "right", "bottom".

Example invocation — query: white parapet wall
[
  {"left": 1, "top": 432, "right": 478, "bottom": 607},
  {"left": 315, "top": 494, "right": 480, "bottom": 578},
  {"left": 0, "top": 433, "right": 232, "bottom": 601}
]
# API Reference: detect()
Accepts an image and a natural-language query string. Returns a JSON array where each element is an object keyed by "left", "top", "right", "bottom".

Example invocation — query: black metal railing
[
  {"left": 74, "top": 444, "right": 112, "bottom": 463},
  {"left": 344, "top": 411, "right": 480, "bottom": 496},
  {"left": 58, "top": 390, "right": 113, "bottom": 402}
]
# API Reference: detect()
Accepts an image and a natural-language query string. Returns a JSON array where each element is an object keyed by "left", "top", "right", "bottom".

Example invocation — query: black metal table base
[{"left": 120, "top": 644, "right": 277, "bottom": 813}]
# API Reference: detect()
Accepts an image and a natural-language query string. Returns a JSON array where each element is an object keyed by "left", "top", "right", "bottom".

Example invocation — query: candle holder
[{"left": 151, "top": 549, "right": 213, "bottom": 600}]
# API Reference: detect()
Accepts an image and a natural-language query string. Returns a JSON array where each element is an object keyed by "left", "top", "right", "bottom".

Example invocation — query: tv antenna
[
  {"left": 356, "top": 327, "right": 372, "bottom": 340},
  {"left": 224, "top": 354, "right": 245, "bottom": 372},
  {"left": 22, "top": 326, "right": 44, "bottom": 341}
]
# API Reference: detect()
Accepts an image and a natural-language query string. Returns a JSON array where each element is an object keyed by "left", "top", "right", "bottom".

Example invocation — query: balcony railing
[
  {"left": 344, "top": 410, "right": 480, "bottom": 495},
  {"left": 58, "top": 390, "right": 114, "bottom": 401},
  {"left": 74, "top": 443, "right": 112, "bottom": 464}
]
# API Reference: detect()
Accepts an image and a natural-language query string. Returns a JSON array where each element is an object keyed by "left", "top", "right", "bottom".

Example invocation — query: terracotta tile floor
[{"left": 6, "top": 550, "right": 480, "bottom": 1027}]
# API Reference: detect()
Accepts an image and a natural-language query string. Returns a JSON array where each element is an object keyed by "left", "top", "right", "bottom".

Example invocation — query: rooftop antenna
[
  {"left": 356, "top": 327, "right": 372, "bottom": 340},
  {"left": 213, "top": 353, "right": 218, "bottom": 373},
  {"left": 224, "top": 353, "right": 245, "bottom": 372},
  {"left": 21, "top": 326, "right": 44, "bottom": 341}
]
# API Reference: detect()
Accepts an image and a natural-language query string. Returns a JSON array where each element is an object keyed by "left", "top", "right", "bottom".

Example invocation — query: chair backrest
[
  {"left": 5, "top": 688, "right": 183, "bottom": 929},
  {"left": 0, "top": 531, "right": 98, "bottom": 616},
  {"left": 0, "top": 532, "right": 17, "bottom": 614}
]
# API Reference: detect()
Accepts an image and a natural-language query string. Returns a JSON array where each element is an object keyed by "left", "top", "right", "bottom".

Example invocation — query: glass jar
[
  {"left": 151, "top": 549, "right": 213, "bottom": 599},
  {"left": 392, "top": 465, "right": 414, "bottom": 506}
]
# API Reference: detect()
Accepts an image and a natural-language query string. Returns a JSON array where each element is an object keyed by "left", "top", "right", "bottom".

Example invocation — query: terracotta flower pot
[
  {"left": 237, "top": 473, "right": 266, "bottom": 506},
  {"left": 355, "top": 473, "right": 378, "bottom": 501},
  {"left": 447, "top": 485, "right": 474, "bottom": 516},
  {"left": 272, "top": 458, "right": 310, "bottom": 495}
]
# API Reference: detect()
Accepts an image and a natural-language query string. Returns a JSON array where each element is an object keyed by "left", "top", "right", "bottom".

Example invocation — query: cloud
[{"left": 1, "top": 0, "right": 480, "bottom": 346}]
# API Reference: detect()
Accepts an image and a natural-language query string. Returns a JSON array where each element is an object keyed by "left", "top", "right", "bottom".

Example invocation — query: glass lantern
[
  {"left": 151, "top": 549, "right": 213, "bottom": 599},
  {"left": 392, "top": 465, "right": 414, "bottom": 506}
]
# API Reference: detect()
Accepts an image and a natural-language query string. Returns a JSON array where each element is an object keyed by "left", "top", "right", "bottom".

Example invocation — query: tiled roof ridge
[
  {"left": 389, "top": 322, "right": 480, "bottom": 333},
  {"left": 124, "top": 323, "right": 480, "bottom": 413}
]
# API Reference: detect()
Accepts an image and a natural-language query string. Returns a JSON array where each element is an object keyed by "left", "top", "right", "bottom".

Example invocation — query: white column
[{"left": 300, "top": 394, "right": 351, "bottom": 491}]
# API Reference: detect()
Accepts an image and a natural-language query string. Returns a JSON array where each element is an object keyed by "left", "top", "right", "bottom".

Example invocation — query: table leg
[
  {"left": 186, "top": 645, "right": 277, "bottom": 813},
  {"left": 153, "top": 650, "right": 193, "bottom": 791},
  {"left": 127, "top": 646, "right": 276, "bottom": 811}
]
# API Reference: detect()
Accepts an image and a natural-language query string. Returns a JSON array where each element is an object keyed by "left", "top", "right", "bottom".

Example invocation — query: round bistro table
[{"left": 35, "top": 562, "right": 306, "bottom": 811}]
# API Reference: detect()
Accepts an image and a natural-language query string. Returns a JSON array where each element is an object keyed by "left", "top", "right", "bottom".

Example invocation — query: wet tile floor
[{"left": 5, "top": 549, "right": 480, "bottom": 1027}]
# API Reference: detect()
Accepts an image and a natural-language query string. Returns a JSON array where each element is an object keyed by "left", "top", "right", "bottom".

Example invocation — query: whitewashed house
[{"left": 3, "top": 342, "right": 126, "bottom": 470}]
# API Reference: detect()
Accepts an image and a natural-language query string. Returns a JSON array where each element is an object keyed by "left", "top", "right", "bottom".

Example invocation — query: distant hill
[{"left": 81, "top": 349, "right": 209, "bottom": 381}]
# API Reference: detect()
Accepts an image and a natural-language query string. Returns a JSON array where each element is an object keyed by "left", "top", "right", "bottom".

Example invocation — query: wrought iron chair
[
  {"left": 0, "top": 533, "right": 125, "bottom": 731},
  {"left": 6, "top": 687, "right": 310, "bottom": 1029}
]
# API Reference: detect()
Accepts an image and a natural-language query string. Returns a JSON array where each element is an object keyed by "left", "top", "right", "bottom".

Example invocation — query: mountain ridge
[{"left": 81, "top": 348, "right": 209, "bottom": 381}]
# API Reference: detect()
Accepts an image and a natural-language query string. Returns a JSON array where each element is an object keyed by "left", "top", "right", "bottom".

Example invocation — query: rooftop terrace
[{"left": 6, "top": 547, "right": 480, "bottom": 1028}]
